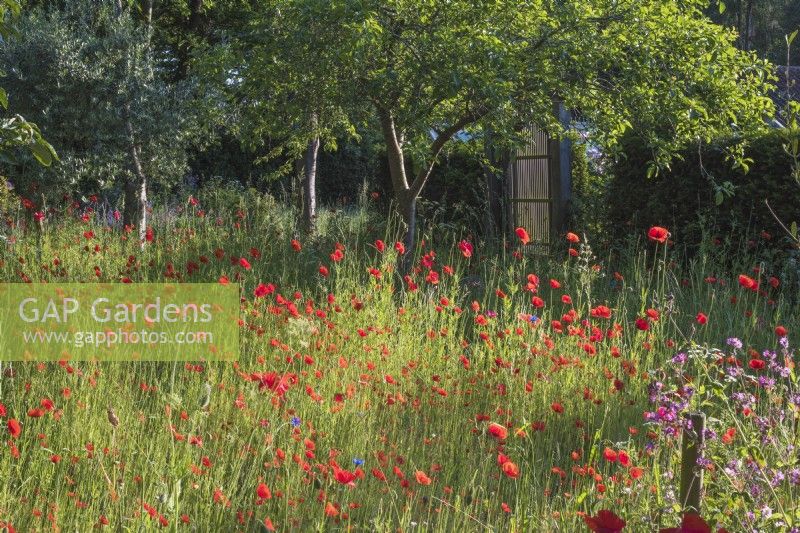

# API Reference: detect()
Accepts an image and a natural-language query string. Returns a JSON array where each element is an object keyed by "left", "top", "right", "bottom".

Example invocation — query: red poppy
[
  {"left": 254, "top": 283, "right": 274, "bottom": 298},
  {"left": 566, "top": 232, "right": 580, "bottom": 243},
  {"left": 635, "top": 318, "right": 649, "bottom": 331},
  {"left": 584, "top": 509, "right": 626, "bottom": 533},
  {"left": 375, "top": 240, "right": 386, "bottom": 253},
  {"left": 738, "top": 274, "right": 757, "bottom": 290},
  {"left": 414, "top": 470, "right": 432, "bottom": 485},
  {"left": 648, "top": 226, "right": 670, "bottom": 243},
  {"left": 290, "top": 239, "right": 302, "bottom": 252},
  {"left": 394, "top": 241, "right": 406, "bottom": 255},
  {"left": 775, "top": 325, "right": 787, "bottom": 337},
  {"left": 659, "top": 513, "right": 719, "bottom": 533},
  {"left": 696, "top": 312, "right": 708, "bottom": 325},
  {"left": 458, "top": 240, "right": 473, "bottom": 258},
  {"left": 239, "top": 258, "right": 251, "bottom": 270},
  {"left": 501, "top": 460, "right": 519, "bottom": 478},
  {"left": 488, "top": 423, "right": 508, "bottom": 440},
  {"left": 7, "top": 418, "right": 21, "bottom": 439},
  {"left": 256, "top": 483, "right": 271, "bottom": 500},
  {"left": 515, "top": 227, "right": 530, "bottom": 245},
  {"left": 590, "top": 305, "right": 612, "bottom": 319}
]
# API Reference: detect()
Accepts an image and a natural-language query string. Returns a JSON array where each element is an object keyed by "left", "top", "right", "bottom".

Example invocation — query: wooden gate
[{"left": 506, "top": 123, "right": 565, "bottom": 252}]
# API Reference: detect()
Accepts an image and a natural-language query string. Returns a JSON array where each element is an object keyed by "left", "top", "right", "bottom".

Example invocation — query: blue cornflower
[
  {"left": 290, "top": 416, "right": 301, "bottom": 427},
  {"left": 353, "top": 458, "right": 364, "bottom": 466}
]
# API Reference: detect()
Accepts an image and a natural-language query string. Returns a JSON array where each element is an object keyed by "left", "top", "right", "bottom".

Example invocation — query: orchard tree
[
  {"left": 272, "top": 0, "right": 773, "bottom": 255},
  {"left": 202, "top": 0, "right": 360, "bottom": 234}
]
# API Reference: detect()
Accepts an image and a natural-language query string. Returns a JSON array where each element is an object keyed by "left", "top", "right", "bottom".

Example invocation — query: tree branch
[{"left": 409, "top": 107, "right": 488, "bottom": 198}]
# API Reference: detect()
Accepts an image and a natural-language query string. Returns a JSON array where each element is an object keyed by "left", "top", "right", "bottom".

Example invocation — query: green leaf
[
  {"left": 791, "top": 221, "right": 798, "bottom": 240},
  {"left": 788, "top": 30, "right": 799, "bottom": 46},
  {"left": 714, "top": 191, "right": 724, "bottom": 205},
  {"left": 0, "top": 87, "right": 7, "bottom": 110},
  {"left": 718, "top": 1, "right": 726, "bottom": 14},
  {"left": 30, "top": 140, "right": 53, "bottom": 166}
]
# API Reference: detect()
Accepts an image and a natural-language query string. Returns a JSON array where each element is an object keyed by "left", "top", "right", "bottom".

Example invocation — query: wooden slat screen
[{"left": 509, "top": 125, "right": 552, "bottom": 250}]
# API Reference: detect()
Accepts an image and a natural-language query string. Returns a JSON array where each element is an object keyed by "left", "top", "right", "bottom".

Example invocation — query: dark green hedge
[{"left": 605, "top": 130, "right": 800, "bottom": 251}]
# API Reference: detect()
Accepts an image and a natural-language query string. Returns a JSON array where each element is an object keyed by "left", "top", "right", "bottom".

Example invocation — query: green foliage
[
  {"left": 567, "top": 141, "right": 610, "bottom": 242},
  {"left": 0, "top": 2, "right": 212, "bottom": 202},
  {"left": 706, "top": 0, "right": 800, "bottom": 65},
  {"left": 0, "top": 0, "right": 55, "bottom": 168},
  {"left": 606, "top": 130, "right": 800, "bottom": 258}
]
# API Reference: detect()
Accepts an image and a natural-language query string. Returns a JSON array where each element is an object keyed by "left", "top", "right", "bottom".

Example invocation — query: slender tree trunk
[
  {"left": 123, "top": 116, "right": 148, "bottom": 245},
  {"left": 376, "top": 103, "right": 487, "bottom": 268},
  {"left": 482, "top": 133, "right": 508, "bottom": 241},
  {"left": 378, "top": 108, "right": 417, "bottom": 268},
  {"left": 301, "top": 136, "right": 320, "bottom": 233},
  {"left": 743, "top": 0, "right": 754, "bottom": 51}
]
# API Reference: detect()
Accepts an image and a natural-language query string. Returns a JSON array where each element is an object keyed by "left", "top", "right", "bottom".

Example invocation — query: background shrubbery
[{"left": 604, "top": 131, "right": 799, "bottom": 251}]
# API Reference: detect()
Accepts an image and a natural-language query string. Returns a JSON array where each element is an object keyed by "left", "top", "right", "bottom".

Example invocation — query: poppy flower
[
  {"left": 584, "top": 509, "right": 626, "bottom": 533},
  {"left": 566, "top": 232, "right": 580, "bottom": 243},
  {"left": 239, "top": 258, "right": 251, "bottom": 270},
  {"left": 738, "top": 274, "right": 757, "bottom": 290},
  {"left": 635, "top": 318, "right": 649, "bottom": 331},
  {"left": 324, "top": 502, "right": 339, "bottom": 517},
  {"left": 394, "top": 242, "right": 406, "bottom": 255},
  {"left": 290, "top": 239, "right": 302, "bottom": 252},
  {"left": 254, "top": 283, "right": 274, "bottom": 298},
  {"left": 603, "top": 447, "right": 617, "bottom": 463},
  {"left": 414, "top": 470, "right": 432, "bottom": 485},
  {"left": 515, "top": 227, "right": 530, "bottom": 245},
  {"left": 659, "top": 513, "right": 718, "bottom": 533},
  {"left": 458, "top": 240, "right": 473, "bottom": 258},
  {"left": 375, "top": 240, "right": 386, "bottom": 253},
  {"left": 696, "top": 312, "right": 708, "bottom": 325},
  {"left": 488, "top": 423, "right": 508, "bottom": 440},
  {"left": 775, "top": 325, "right": 787, "bottom": 337},
  {"left": 501, "top": 460, "right": 519, "bottom": 478},
  {"left": 591, "top": 305, "right": 612, "bottom": 319},
  {"left": 648, "top": 226, "right": 670, "bottom": 243},
  {"left": 256, "top": 483, "right": 272, "bottom": 500},
  {"left": 7, "top": 418, "right": 21, "bottom": 439}
]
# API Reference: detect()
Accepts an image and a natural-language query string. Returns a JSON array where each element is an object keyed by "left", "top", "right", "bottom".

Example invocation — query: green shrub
[{"left": 605, "top": 130, "right": 800, "bottom": 258}]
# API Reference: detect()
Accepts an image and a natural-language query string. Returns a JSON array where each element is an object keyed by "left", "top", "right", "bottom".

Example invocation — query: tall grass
[{"left": 0, "top": 197, "right": 795, "bottom": 531}]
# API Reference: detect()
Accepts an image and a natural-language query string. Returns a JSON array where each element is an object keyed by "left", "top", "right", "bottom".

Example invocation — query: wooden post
[{"left": 679, "top": 412, "right": 705, "bottom": 513}]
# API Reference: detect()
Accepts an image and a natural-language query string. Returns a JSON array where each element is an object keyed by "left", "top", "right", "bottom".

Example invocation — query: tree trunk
[
  {"left": 482, "top": 133, "right": 508, "bottom": 241},
  {"left": 377, "top": 108, "right": 415, "bottom": 257},
  {"left": 376, "top": 104, "right": 487, "bottom": 267},
  {"left": 301, "top": 136, "right": 320, "bottom": 233},
  {"left": 743, "top": 0, "right": 753, "bottom": 51},
  {"left": 123, "top": 112, "right": 148, "bottom": 245}
]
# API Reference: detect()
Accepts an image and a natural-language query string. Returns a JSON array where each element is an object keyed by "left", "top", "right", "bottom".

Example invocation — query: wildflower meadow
[
  {"left": 0, "top": 197, "right": 796, "bottom": 532},
  {"left": 2, "top": 0, "right": 800, "bottom": 531}
]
